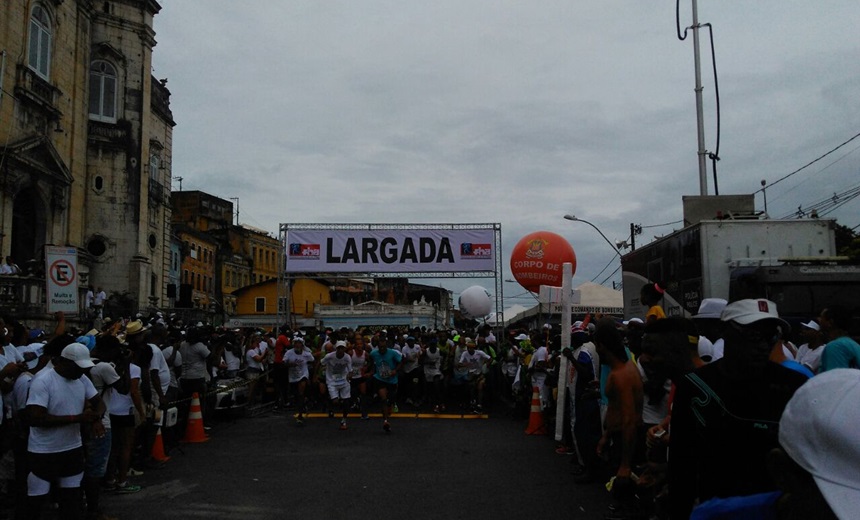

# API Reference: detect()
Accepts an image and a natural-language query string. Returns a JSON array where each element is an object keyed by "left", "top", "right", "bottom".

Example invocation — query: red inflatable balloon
[{"left": 510, "top": 231, "right": 577, "bottom": 293}]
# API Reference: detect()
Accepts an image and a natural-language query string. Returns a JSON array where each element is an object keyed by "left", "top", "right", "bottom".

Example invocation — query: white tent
[{"left": 504, "top": 282, "right": 623, "bottom": 326}]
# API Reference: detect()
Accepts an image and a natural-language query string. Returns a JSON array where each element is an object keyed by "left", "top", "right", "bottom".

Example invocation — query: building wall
[
  {"left": 177, "top": 229, "right": 216, "bottom": 309},
  {"left": 0, "top": 0, "right": 171, "bottom": 314}
]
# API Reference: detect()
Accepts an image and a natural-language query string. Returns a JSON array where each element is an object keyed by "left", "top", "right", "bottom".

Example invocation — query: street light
[{"left": 563, "top": 214, "right": 621, "bottom": 258}]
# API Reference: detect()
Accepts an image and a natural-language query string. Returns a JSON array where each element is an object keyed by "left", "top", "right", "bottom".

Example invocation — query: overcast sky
[{"left": 152, "top": 1, "right": 860, "bottom": 312}]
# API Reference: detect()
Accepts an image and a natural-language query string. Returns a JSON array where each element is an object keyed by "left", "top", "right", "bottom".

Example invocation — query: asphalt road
[{"left": 101, "top": 408, "right": 612, "bottom": 520}]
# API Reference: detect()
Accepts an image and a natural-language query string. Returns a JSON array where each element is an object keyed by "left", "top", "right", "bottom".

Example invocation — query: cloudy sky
[{"left": 152, "top": 1, "right": 860, "bottom": 311}]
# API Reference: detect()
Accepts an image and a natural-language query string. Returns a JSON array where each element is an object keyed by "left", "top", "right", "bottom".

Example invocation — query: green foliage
[{"left": 834, "top": 223, "right": 860, "bottom": 263}]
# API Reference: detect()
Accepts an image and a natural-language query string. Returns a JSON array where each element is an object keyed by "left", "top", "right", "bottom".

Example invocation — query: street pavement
[{"left": 101, "top": 407, "right": 613, "bottom": 520}]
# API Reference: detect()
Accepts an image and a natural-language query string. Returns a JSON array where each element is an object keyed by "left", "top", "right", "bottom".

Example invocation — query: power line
[{"left": 756, "top": 131, "right": 860, "bottom": 194}]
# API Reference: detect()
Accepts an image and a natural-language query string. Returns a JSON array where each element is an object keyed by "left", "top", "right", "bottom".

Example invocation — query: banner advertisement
[
  {"left": 45, "top": 246, "right": 79, "bottom": 313},
  {"left": 286, "top": 229, "right": 496, "bottom": 274}
]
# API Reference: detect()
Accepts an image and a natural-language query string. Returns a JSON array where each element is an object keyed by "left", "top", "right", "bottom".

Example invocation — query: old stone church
[{"left": 0, "top": 0, "right": 174, "bottom": 314}]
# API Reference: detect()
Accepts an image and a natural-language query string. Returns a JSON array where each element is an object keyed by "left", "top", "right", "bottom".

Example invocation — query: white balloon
[{"left": 459, "top": 286, "right": 492, "bottom": 319}]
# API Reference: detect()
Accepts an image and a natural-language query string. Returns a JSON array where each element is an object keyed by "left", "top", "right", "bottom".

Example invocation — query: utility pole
[
  {"left": 692, "top": 0, "right": 708, "bottom": 195},
  {"left": 172, "top": 176, "right": 183, "bottom": 191}
]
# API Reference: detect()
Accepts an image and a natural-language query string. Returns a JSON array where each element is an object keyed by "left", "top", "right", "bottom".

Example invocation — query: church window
[{"left": 89, "top": 60, "right": 117, "bottom": 122}]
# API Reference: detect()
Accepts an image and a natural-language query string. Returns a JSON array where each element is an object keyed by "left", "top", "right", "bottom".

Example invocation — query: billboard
[{"left": 285, "top": 228, "right": 496, "bottom": 274}]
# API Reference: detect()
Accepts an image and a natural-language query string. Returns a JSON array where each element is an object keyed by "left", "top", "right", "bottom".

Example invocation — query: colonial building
[{"left": 0, "top": 1, "right": 173, "bottom": 316}]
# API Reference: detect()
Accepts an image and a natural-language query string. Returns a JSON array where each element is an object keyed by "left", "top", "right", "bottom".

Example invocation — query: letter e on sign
[{"left": 50, "top": 259, "right": 76, "bottom": 287}]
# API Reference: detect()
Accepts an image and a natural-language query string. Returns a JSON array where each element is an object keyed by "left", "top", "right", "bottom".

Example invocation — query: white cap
[
  {"left": 623, "top": 317, "right": 644, "bottom": 326},
  {"left": 693, "top": 298, "right": 728, "bottom": 319},
  {"left": 514, "top": 333, "right": 529, "bottom": 341},
  {"left": 720, "top": 299, "right": 790, "bottom": 334},
  {"left": 800, "top": 320, "right": 821, "bottom": 332},
  {"left": 779, "top": 369, "right": 860, "bottom": 519},
  {"left": 61, "top": 343, "right": 95, "bottom": 369},
  {"left": 335, "top": 340, "right": 347, "bottom": 349}
]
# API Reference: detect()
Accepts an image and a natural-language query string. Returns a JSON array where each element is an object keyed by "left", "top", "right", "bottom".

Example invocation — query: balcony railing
[{"left": 0, "top": 275, "right": 88, "bottom": 321}]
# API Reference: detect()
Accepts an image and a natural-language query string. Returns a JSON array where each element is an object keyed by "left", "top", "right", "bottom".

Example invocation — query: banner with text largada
[{"left": 286, "top": 229, "right": 496, "bottom": 273}]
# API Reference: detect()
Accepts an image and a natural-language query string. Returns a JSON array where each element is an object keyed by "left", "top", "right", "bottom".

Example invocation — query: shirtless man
[{"left": 592, "top": 318, "right": 643, "bottom": 509}]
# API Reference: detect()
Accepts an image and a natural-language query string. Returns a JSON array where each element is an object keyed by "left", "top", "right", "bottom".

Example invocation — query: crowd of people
[
  {"left": 542, "top": 286, "right": 859, "bottom": 520},
  {"left": 0, "top": 285, "right": 856, "bottom": 519}
]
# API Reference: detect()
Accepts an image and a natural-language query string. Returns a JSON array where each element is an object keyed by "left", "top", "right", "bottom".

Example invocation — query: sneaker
[
  {"left": 555, "top": 446, "right": 573, "bottom": 455},
  {"left": 383, "top": 420, "right": 391, "bottom": 433},
  {"left": 101, "top": 480, "right": 117, "bottom": 491},
  {"left": 114, "top": 482, "right": 141, "bottom": 494},
  {"left": 339, "top": 420, "right": 347, "bottom": 430},
  {"left": 392, "top": 404, "right": 399, "bottom": 413},
  {"left": 432, "top": 405, "right": 441, "bottom": 413},
  {"left": 128, "top": 468, "right": 144, "bottom": 477}
]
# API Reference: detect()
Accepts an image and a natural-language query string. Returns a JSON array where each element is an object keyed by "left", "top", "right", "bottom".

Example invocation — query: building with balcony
[{"left": 0, "top": 1, "right": 174, "bottom": 319}]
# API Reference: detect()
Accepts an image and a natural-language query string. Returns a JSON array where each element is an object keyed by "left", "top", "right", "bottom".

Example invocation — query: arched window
[
  {"left": 89, "top": 60, "right": 117, "bottom": 122},
  {"left": 28, "top": 6, "right": 52, "bottom": 79}
]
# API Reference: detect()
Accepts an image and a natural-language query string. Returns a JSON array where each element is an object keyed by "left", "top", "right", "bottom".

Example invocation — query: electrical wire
[
  {"left": 756, "top": 131, "right": 860, "bottom": 194},
  {"left": 641, "top": 219, "right": 683, "bottom": 229}
]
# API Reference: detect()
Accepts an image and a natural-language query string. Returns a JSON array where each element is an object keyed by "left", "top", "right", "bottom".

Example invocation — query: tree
[{"left": 834, "top": 223, "right": 860, "bottom": 263}]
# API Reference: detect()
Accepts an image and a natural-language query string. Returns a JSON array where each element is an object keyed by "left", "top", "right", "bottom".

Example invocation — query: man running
[
  {"left": 321, "top": 341, "right": 353, "bottom": 430},
  {"left": 284, "top": 337, "right": 315, "bottom": 426},
  {"left": 367, "top": 336, "right": 402, "bottom": 433}
]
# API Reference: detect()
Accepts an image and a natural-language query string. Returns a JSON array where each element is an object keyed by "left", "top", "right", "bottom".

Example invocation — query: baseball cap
[
  {"left": 800, "top": 320, "right": 821, "bottom": 332},
  {"left": 335, "top": 340, "right": 347, "bottom": 349},
  {"left": 720, "top": 299, "right": 790, "bottom": 334},
  {"left": 464, "top": 337, "right": 476, "bottom": 346},
  {"left": 622, "top": 318, "right": 644, "bottom": 327},
  {"left": 693, "top": 298, "right": 728, "bottom": 319},
  {"left": 514, "top": 333, "right": 529, "bottom": 341},
  {"left": 779, "top": 369, "right": 860, "bottom": 519},
  {"left": 61, "top": 343, "right": 95, "bottom": 369}
]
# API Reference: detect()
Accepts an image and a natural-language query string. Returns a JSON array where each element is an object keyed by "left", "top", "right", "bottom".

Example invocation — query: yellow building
[
  {"left": 229, "top": 278, "right": 330, "bottom": 328},
  {"left": 0, "top": 1, "right": 174, "bottom": 314}
]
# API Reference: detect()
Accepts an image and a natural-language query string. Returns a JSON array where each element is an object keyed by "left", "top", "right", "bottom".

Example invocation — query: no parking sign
[{"left": 45, "top": 247, "right": 79, "bottom": 313}]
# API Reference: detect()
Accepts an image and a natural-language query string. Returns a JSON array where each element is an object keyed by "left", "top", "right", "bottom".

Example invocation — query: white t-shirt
[
  {"left": 400, "top": 344, "right": 421, "bottom": 373},
  {"left": 321, "top": 352, "right": 352, "bottom": 386},
  {"left": 10, "top": 372, "right": 34, "bottom": 417},
  {"left": 223, "top": 345, "right": 241, "bottom": 371},
  {"left": 162, "top": 346, "right": 182, "bottom": 388},
  {"left": 27, "top": 368, "right": 97, "bottom": 453},
  {"left": 180, "top": 341, "right": 210, "bottom": 380},
  {"left": 460, "top": 349, "right": 491, "bottom": 375},
  {"left": 529, "top": 346, "right": 549, "bottom": 384},
  {"left": 796, "top": 343, "right": 824, "bottom": 373},
  {"left": 349, "top": 351, "right": 367, "bottom": 379},
  {"left": 108, "top": 363, "right": 140, "bottom": 416},
  {"left": 149, "top": 344, "right": 170, "bottom": 394},
  {"left": 422, "top": 347, "right": 442, "bottom": 379},
  {"left": 284, "top": 348, "right": 315, "bottom": 383},
  {"left": 89, "top": 362, "right": 120, "bottom": 428},
  {"left": 245, "top": 348, "right": 261, "bottom": 370}
]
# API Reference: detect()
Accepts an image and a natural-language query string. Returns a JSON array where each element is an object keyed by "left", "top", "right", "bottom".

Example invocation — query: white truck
[{"left": 620, "top": 218, "right": 860, "bottom": 323}]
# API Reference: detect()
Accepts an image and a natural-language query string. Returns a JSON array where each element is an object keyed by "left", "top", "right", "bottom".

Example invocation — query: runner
[
  {"left": 458, "top": 338, "right": 492, "bottom": 414},
  {"left": 367, "top": 336, "right": 402, "bottom": 433},
  {"left": 321, "top": 341, "right": 353, "bottom": 430},
  {"left": 283, "top": 337, "right": 315, "bottom": 426},
  {"left": 349, "top": 336, "right": 370, "bottom": 420}
]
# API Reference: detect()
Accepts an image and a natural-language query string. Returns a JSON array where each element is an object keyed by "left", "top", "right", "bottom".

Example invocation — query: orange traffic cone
[
  {"left": 182, "top": 393, "right": 210, "bottom": 443},
  {"left": 525, "top": 386, "right": 547, "bottom": 435},
  {"left": 151, "top": 426, "right": 171, "bottom": 462}
]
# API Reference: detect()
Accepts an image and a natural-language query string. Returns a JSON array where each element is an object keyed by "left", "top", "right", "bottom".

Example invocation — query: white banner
[
  {"left": 285, "top": 229, "right": 496, "bottom": 273},
  {"left": 45, "top": 246, "right": 79, "bottom": 314}
]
